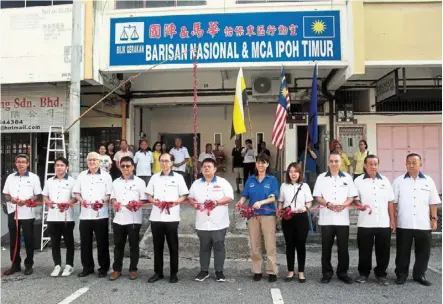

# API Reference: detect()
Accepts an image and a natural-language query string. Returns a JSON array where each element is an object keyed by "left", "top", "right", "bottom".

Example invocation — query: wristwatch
[
  {"left": 431, "top": 216, "right": 438, "bottom": 221},
  {"left": 326, "top": 202, "right": 330, "bottom": 209}
]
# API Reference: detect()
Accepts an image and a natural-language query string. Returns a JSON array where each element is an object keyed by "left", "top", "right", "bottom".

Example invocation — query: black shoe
[
  {"left": 268, "top": 274, "right": 277, "bottom": 282},
  {"left": 77, "top": 270, "right": 94, "bottom": 277},
  {"left": 413, "top": 276, "right": 432, "bottom": 286},
  {"left": 355, "top": 275, "right": 368, "bottom": 283},
  {"left": 284, "top": 276, "right": 294, "bottom": 282},
  {"left": 253, "top": 273, "right": 262, "bottom": 281},
  {"left": 215, "top": 271, "right": 226, "bottom": 282},
  {"left": 195, "top": 271, "right": 209, "bottom": 282},
  {"left": 376, "top": 276, "right": 389, "bottom": 286},
  {"left": 3, "top": 266, "right": 21, "bottom": 276},
  {"left": 169, "top": 274, "right": 178, "bottom": 283},
  {"left": 148, "top": 274, "right": 164, "bottom": 283},
  {"left": 338, "top": 275, "right": 353, "bottom": 284},
  {"left": 298, "top": 277, "right": 306, "bottom": 283},
  {"left": 320, "top": 276, "right": 331, "bottom": 284},
  {"left": 396, "top": 277, "right": 406, "bottom": 285},
  {"left": 24, "top": 267, "right": 33, "bottom": 275},
  {"left": 98, "top": 271, "right": 107, "bottom": 278}
]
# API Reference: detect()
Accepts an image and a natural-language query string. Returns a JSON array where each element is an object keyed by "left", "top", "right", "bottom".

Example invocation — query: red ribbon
[
  {"left": 25, "top": 199, "right": 38, "bottom": 208},
  {"left": 276, "top": 203, "right": 373, "bottom": 220},
  {"left": 196, "top": 200, "right": 217, "bottom": 216},
  {"left": 126, "top": 201, "right": 144, "bottom": 212},
  {"left": 155, "top": 201, "right": 175, "bottom": 214}
]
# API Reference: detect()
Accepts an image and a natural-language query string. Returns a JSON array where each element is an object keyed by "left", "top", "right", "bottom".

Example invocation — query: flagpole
[
  {"left": 303, "top": 116, "right": 309, "bottom": 177},
  {"left": 246, "top": 103, "right": 253, "bottom": 140}
]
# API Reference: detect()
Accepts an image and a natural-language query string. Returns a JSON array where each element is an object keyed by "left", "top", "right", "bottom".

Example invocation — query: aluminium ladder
[{"left": 40, "top": 126, "right": 67, "bottom": 251}]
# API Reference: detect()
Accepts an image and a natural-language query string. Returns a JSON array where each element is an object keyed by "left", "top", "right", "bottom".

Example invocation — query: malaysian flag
[{"left": 271, "top": 67, "right": 291, "bottom": 150}]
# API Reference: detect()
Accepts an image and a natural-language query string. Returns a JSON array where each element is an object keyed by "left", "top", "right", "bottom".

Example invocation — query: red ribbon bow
[
  {"left": 237, "top": 205, "right": 256, "bottom": 220},
  {"left": 126, "top": 201, "right": 141, "bottom": 212},
  {"left": 197, "top": 200, "right": 217, "bottom": 216},
  {"left": 58, "top": 203, "right": 70, "bottom": 213},
  {"left": 158, "top": 201, "right": 174, "bottom": 215},
  {"left": 25, "top": 200, "right": 38, "bottom": 208},
  {"left": 277, "top": 207, "right": 293, "bottom": 220},
  {"left": 92, "top": 201, "right": 104, "bottom": 211}
]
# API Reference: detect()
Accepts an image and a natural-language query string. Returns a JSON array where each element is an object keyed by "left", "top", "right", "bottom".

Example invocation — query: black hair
[
  {"left": 406, "top": 153, "right": 422, "bottom": 161},
  {"left": 254, "top": 153, "right": 271, "bottom": 175},
  {"left": 364, "top": 154, "right": 379, "bottom": 164},
  {"left": 359, "top": 139, "right": 368, "bottom": 150},
  {"left": 329, "top": 151, "right": 341, "bottom": 158},
  {"left": 152, "top": 141, "right": 163, "bottom": 152},
  {"left": 120, "top": 156, "right": 134, "bottom": 166},
  {"left": 120, "top": 139, "right": 128, "bottom": 144},
  {"left": 245, "top": 139, "right": 252, "bottom": 144},
  {"left": 55, "top": 156, "right": 69, "bottom": 167},
  {"left": 160, "top": 152, "right": 175, "bottom": 162},
  {"left": 139, "top": 139, "right": 148, "bottom": 145},
  {"left": 106, "top": 142, "right": 115, "bottom": 153},
  {"left": 98, "top": 144, "right": 107, "bottom": 152},
  {"left": 15, "top": 154, "right": 29, "bottom": 162},
  {"left": 205, "top": 143, "right": 212, "bottom": 148},
  {"left": 285, "top": 162, "right": 303, "bottom": 184},
  {"left": 201, "top": 158, "right": 216, "bottom": 166}
]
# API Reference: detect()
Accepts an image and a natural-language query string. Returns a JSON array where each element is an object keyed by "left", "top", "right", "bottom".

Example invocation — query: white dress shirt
[
  {"left": 170, "top": 147, "right": 190, "bottom": 172},
  {"left": 114, "top": 150, "right": 134, "bottom": 164},
  {"left": 134, "top": 150, "right": 154, "bottom": 176},
  {"left": 313, "top": 171, "right": 358, "bottom": 226},
  {"left": 393, "top": 172, "right": 441, "bottom": 230},
  {"left": 111, "top": 175, "right": 147, "bottom": 225},
  {"left": 2, "top": 171, "right": 42, "bottom": 219},
  {"left": 189, "top": 176, "right": 234, "bottom": 231},
  {"left": 42, "top": 175, "right": 76, "bottom": 222},
  {"left": 354, "top": 173, "right": 395, "bottom": 228},
  {"left": 146, "top": 171, "right": 189, "bottom": 222},
  {"left": 278, "top": 182, "right": 313, "bottom": 211},
  {"left": 198, "top": 152, "right": 216, "bottom": 162},
  {"left": 72, "top": 168, "right": 113, "bottom": 220}
]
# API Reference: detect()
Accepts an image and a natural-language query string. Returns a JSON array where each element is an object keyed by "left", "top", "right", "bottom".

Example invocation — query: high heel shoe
[{"left": 298, "top": 276, "right": 306, "bottom": 283}]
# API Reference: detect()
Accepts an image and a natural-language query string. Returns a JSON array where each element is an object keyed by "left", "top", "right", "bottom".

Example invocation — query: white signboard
[
  {"left": 376, "top": 70, "right": 398, "bottom": 102},
  {"left": 0, "top": 5, "right": 84, "bottom": 84},
  {"left": 0, "top": 85, "right": 69, "bottom": 133}
]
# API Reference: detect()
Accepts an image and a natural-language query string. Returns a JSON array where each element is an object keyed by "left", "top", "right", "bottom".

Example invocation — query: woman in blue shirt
[{"left": 236, "top": 153, "right": 279, "bottom": 282}]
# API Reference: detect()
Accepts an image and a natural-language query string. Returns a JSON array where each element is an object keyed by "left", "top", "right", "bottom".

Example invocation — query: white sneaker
[
  {"left": 61, "top": 265, "right": 74, "bottom": 277},
  {"left": 51, "top": 265, "right": 62, "bottom": 277}
]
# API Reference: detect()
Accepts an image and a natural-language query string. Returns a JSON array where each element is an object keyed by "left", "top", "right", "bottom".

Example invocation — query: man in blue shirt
[{"left": 299, "top": 142, "right": 319, "bottom": 190}]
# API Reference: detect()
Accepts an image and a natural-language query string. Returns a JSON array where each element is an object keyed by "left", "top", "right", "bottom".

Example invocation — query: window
[
  {"left": 0, "top": 0, "right": 72, "bottom": 9},
  {"left": 214, "top": 133, "right": 222, "bottom": 146},
  {"left": 115, "top": 0, "right": 206, "bottom": 9}
]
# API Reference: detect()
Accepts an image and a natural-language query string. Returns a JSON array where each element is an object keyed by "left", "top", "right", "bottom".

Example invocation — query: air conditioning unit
[{"left": 251, "top": 76, "right": 281, "bottom": 98}]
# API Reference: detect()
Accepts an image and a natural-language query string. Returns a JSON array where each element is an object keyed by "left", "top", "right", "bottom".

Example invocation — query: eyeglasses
[
  {"left": 120, "top": 165, "right": 132, "bottom": 169},
  {"left": 87, "top": 159, "right": 98, "bottom": 162},
  {"left": 16, "top": 161, "right": 28, "bottom": 164}
]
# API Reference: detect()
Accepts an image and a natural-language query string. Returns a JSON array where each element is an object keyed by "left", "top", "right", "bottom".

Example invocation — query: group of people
[{"left": 2, "top": 138, "right": 440, "bottom": 287}]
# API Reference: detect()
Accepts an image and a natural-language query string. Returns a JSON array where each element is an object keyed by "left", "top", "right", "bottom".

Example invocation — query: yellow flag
[{"left": 231, "top": 68, "right": 247, "bottom": 138}]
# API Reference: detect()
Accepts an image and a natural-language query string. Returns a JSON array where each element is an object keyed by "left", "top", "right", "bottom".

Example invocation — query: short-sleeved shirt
[
  {"left": 242, "top": 175, "right": 279, "bottom": 216},
  {"left": 114, "top": 150, "right": 134, "bottom": 164},
  {"left": 313, "top": 171, "right": 358, "bottom": 226},
  {"left": 98, "top": 154, "right": 113, "bottom": 173},
  {"left": 354, "top": 173, "right": 394, "bottom": 228},
  {"left": 231, "top": 147, "right": 244, "bottom": 168},
  {"left": 72, "top": 168, "right": 113, "bottom": 220},
  {"left": 339, "top": 153, "right": 351, "bottom": 173},
  {"left": 42, "top": 175, "right": 76, "bottom": 222},
  {"left": 242, "top": 148, "right": 256, "bottom": 164},
  {"left": 189, "top": 176, "right": 234, "bottom": 231},
  {"left": 134, "top": 150, "right": 154, "bottom": 176},
  {"left": 278, "top": 183, "right": 313, "bottom": 211},
  {"left": 111, "top": 175, "right": 147, "bottom": 225},
  {"left": 299, "top": 149, "right": 319, "bottom": 173},
  {"left": 198, "top": 152, "right": 216, "bottom": 162},
  {"left": 170, "top": 147, "right": 190, "bottom": 172},
  {"left": 392, "top": 172, "right": 441, "bottom": 230},
  {"left": 146, "top": 171, "right": 189, "bottom": 222},
  {"left": 152, "top": 151, "right": 162, "bottom": 174},
  {"left": 2, "top": 171, "right": 42, "bottom": 219},
  {"left": 353, "top": 151, "right": 369, "bottom": 175}
]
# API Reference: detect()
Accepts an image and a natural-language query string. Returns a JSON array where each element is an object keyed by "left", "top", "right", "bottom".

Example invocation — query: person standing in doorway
[
  {"left": 353, "top": 140, "right": 369, "bottom": 180},
  {"left": 134, "top": 139, "right": 154, "bottom": 186},
  {"left": 114, "top": 139, "right": 134, "bottom": 178},
  {"left": 298, "top": 142, "right": 319, "bottom": 190},
  {"left": 232, "top": 139, "right": 244, "bottom": 193},
  {"left": 242, "top": 139, "right": 256, "bottom": 186},
  {"left": 2, "top": 154, "right": 42, "bottom": 276},
  {"left": 313, "top": 152, "right": 358, "bottom": 284},
  {"left": 73, "top": 152, "right": 113, "bottom": 278},
  {"left": 169, "top": 138, "right": 190, "bottom": 173},
  {"left": 392, "top": 153, "right": 441, "bottom": 286},
  {"left": 42, "top": 157, "right": 77, "bottom": 277}
]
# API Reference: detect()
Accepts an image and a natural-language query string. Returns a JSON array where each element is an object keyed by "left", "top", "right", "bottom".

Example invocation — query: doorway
[
  {"left": 160, "top": 133, "right": 201, "bottom": 157},
  {"left": 296, "top": 125, "right": 327, "bottom": 173}
]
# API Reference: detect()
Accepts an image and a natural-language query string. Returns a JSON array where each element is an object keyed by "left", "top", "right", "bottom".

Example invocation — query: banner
[{"left": 110, "top": 11, "right": 341, "bottom": 66}]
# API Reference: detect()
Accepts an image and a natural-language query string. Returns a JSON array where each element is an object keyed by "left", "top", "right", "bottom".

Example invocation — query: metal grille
[
  {"left": 1, "top": 134, "right": 32, "bottom": 178},
  {"left": 376, "top": 99, "right": 442, "bottom": 112},
  {"left": 337, "top": 126, "right": 365, "bottom": 156}
]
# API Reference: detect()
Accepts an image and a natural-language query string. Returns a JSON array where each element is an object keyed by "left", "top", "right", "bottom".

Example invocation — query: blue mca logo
[{"left": 303, "top": 16, "right": 335, "bottom": 38}]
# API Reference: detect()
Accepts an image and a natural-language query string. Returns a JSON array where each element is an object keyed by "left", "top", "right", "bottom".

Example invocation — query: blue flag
[{"left": 308, "top": 64, "right": 318, "bottom": 145}]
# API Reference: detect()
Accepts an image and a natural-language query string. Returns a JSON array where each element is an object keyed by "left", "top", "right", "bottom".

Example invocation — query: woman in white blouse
[{"left": 278, "top": 162, "right": 313, "bottom": 283}]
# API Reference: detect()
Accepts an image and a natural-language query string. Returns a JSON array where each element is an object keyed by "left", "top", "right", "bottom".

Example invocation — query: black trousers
[
  {"left": 243, "top": 163, "right": 255, "bottom": 186},
  {"left": 395, "top": 228, "right": 431, "bottom": 279},
  {"left": 321, "top": 225, "right": 349, "bottom": 278},
  {"left": 357, "top": 227, "right": 391, "bottom": 277},
  {"left": 7, "top": 213, "right": 34, "bottom": 268},
  {"left": 48, "top": 221, "right": 75, "bottom": 267},
  {"left": 79, "top": 218, "right": 110, "bottom": 273},
  {"left": 282, "top": 213, "right": 309, "bottom": 272},
  {"left": 113, "top": 223, "right": 141, "bottom": 272},
  {"left": 151, "top": 221, "right": 179, "bottom": 276}
]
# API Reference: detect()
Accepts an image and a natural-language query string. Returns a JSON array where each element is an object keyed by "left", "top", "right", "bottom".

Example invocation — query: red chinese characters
[
  {"left": 278, "top": 25, "right": 288, "bottom": 36},
  {"left": 149, "top": 24, "right": 161, "bottom": 39},
  {"left": 246, "top": 25, "right": 255, "bottom": 37},
  {"left": 206, "top": 21, "right": 220, "bottom": 38},
  {"left": 164, "top": 23, "right": 177, "bottom": 38},
  {"left": 289, "top": 24, "right": 298, "bottom": 36},
  {"left": 224, "top": 26, "right": 233, "bottom": 37},
  {"left": 179, "top": 26, "right": 189, "bottom": 38},
  {"left": 234, "top": 26, "right": 244, "bottom": 37},
  {"left": 266, "top": 25, "right": 276, "bottom": 36},
  {"left": 191, "top": 22, "right": 204, "bottom": 38},
  {"left": 256, "top": 25, "right": 265, "bottom": 36}
]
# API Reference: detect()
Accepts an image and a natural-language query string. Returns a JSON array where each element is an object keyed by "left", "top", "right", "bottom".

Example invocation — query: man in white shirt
[
  {"left": 353, "top": 155, "right": 395, "bottom": 286},
  {"left": 391, "top": 153, "right": 441, "bottom": 286},
  {"left": 114, "top": 139, "right": 134, "bottom": 172},
  {"left": 73, "top": 152, "right": 113, "bottom": 278},
  {"left": 241, "top": 139, "right": 256, "bottom": 185},
  {"left": 169, "top": 137, "right": 190, "bottom": 172},
  {"left": 188, "top": 158, "right": 234, "bottom": 282},
  {"left": 2, "top": 154, "right": 42, "bottom": 276},
  {"left": 134, "top": 139, "right": 154, "bottom": 186},
  {"left": 198, "top": 143, "right": 216, "bottom": 168},
  {"left": 109, "top": 156, "right": 148, "bottom": 281},
  {"left": 146, "top": 152, "right": 189, "bottom": 284},
  {"left": 42, "top": 157, "right": 77, "bottom": 277},
  {"left": 313, "top": 152, "right": 358, "bottom": 284}
]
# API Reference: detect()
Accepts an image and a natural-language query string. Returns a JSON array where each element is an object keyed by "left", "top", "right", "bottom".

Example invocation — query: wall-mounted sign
[
  {"left": 376, "top": 70, "right": 399, "bottom": 102},
  {"left": 110, "top": 10, "right": 342, "bottom": 67}
]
